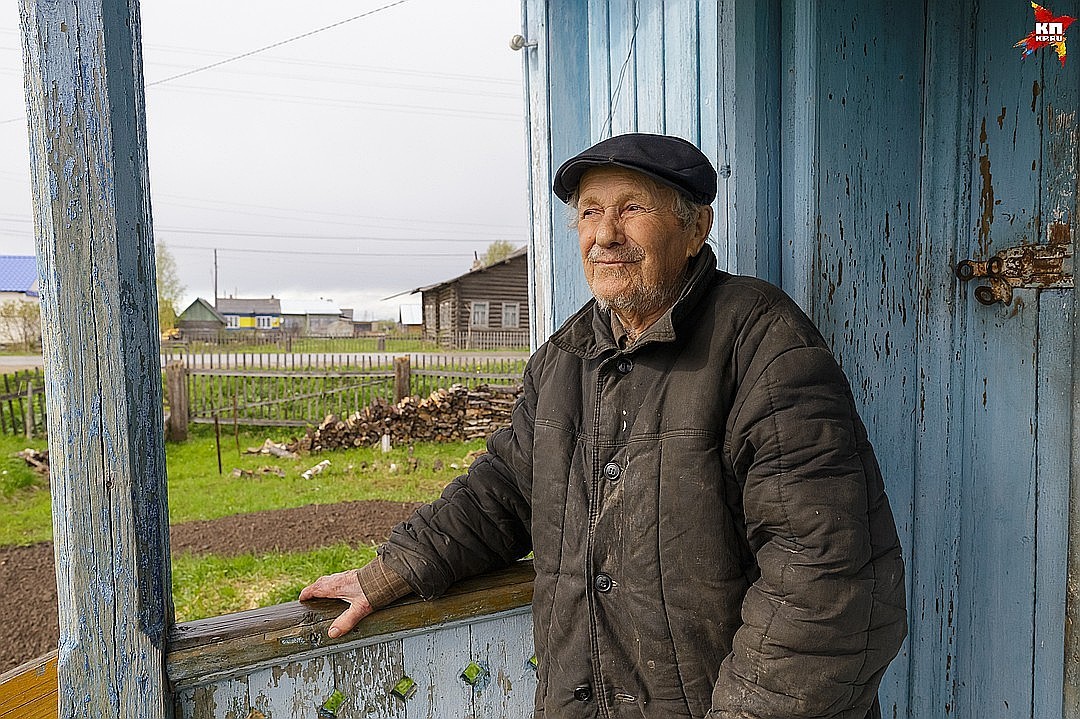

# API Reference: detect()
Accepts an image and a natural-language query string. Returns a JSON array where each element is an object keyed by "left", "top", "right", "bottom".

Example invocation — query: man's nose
[{"left": 594, "top": 209, "right": 623, "bottom": 247}]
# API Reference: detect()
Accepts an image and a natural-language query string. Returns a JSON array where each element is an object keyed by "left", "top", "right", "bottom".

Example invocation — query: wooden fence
[
  {"left": 167, "top": 354, "right": 527, "bottom": 432},
  {"left": 444, "top": 330, "right": 530, "bottom": 351},
  {"left": 0, "top": 369, "right": 47, "bottom": 437}
]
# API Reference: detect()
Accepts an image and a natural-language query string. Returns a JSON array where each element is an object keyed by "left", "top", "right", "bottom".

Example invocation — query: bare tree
[
  {"left": 0, "top": 300, "right": 41, "bottom": 350},
  {"left": 156, "top": 241, "right": 185, "bottom": 331}
]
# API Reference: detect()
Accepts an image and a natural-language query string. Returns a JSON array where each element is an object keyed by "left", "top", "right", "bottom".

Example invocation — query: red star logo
[{"left": 1015, "top": 2, "right": 1076, "bottom": 66}]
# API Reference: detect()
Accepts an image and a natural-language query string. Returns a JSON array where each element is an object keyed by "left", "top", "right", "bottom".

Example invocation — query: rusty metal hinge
[{"left": 956, "top": 224, "right": 1073, "bottom": 305}]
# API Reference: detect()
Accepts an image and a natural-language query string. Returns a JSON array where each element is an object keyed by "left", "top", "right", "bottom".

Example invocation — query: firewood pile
[{"left": 295, "top": 384, "right": 522, "bottom": 452}]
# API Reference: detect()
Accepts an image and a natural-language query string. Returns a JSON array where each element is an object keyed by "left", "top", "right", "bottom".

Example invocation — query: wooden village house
[
  {"left": 413, "top": 246, "right": 529, "bottom": 349},
  {"left": 215, "top": 296, "right": 283, "bottom": 335},
  {"left": 280, "top": 299, "right": 354, "bottom": 338},
  {"left": 1, "top": 1, "right": 1078, "bottom": 718},
  {"left": 174, "top": 297, "right": 225, "bottom": 341},
  {"left": 0, "top": 255, "right": 40, "bottom": 348}
]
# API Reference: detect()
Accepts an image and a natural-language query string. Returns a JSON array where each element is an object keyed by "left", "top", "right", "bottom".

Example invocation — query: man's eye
[
  {"left": 625, "top": 204, "right": 646, "bottom": 213},
  {"left": 581, "top": 208, "right": 601, "bottom": 218}
]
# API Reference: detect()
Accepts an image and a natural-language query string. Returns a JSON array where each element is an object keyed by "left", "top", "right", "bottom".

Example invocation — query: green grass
[
  {"left": 171, "top": 543, "right": 378, "bottom": 623},
  {"left": 0, "top": 425, "right": 485, "bottom": 621},
  {"left": 0, "top": 432, "right": 53, "bottom": 546},
  {"left": 0, "top": 424, "right": 483, "bottom": 545},
  {"left": 166, "top": 425, "right": 482, "bottom": 524}
]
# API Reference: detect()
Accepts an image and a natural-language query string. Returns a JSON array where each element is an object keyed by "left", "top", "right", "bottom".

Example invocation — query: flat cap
[{"left": 552, "top": 132, "right": 717, "bottom": 205}]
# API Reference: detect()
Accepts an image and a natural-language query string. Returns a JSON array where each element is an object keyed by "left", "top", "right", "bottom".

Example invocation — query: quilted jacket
[{"left": 379, "top": 245, "right": 907, "bottom": 718}]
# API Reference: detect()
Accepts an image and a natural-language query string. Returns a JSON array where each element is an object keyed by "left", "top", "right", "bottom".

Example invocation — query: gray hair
[{"left": 565, "top": 181, "right": 707, "bottom": 230}]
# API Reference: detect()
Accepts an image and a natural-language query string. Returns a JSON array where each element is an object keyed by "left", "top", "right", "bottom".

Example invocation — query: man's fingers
[
  {"left": 329, "top": 602, "right": 372, "bottom": 639},
  {"left": 299, "top": 570, "right": 355, "bottom": 601},
  {"left": 298, "top": 569, "right": 374, "bottom": 638}
]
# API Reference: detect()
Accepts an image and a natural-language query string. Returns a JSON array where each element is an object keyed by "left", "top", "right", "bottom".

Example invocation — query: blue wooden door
[
  {"left": 802, "top": 1, "right": 1077, "bottom": 717},
  {"left": 523, "top": 0, "right": 1077, "bottom": 716}
]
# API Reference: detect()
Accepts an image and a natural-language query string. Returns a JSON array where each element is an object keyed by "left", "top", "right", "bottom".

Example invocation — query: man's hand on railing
[{"left": 299, "top": 569, "right": 373, "bottom": 639}]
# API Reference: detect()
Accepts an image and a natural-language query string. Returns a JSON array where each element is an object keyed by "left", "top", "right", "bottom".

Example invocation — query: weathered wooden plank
[
  {"left": 634, "top": 0, "right": 664, "bottom": 132},
  {"left": 1035, "top": 22, "right": 1077, "bottom": 716},
  {"left": 401, "top": 624, "right": 472, "bottom": 719},
  {"left": 955, "top": 1, "right": 1045, "bottom": 714},
  {"left": 731, "top": 0, "right": 781, "bottom": 281},
  {"left": 333, "top": 640, "right": 405, "bottom": 719},
  {"left": 522, "top": 0, "right": 553, "bottom": 346},
  {"left": 1034, "top": 290, "right": 1071, "bottom": 719},
  {"left": 167, "top": 561, "right": 535, "bottom": 686},
  {"left": 696, "top": 0, "right": 734, "bottom": 268},
  {"left": 20, "top": 0, "right": 172, "bottom": 717},
  {"left": 662, "top": 0, "right": 697, "bottom": 141},
  {"left": 545, "top": 0, "right": 593, "bottom": 329},
  {"left": 958, "top": 298, "right": 1039, "bottom": 717},
  {"left": 247, "top": 654, "right": 335, "bottom": 718},
  {"left": 0, "top": 650, "right": 57, "bottom": 719},
  {"left": 470, "top": 611, "right": 536, "bottom": 719},
  {"left": 587, "top": 0, "right": 611, "bottom": 140},
  {"left": 777, "top": 0, "right": 817, "bottom": 312},
  {"left": 1068, "top": 243, "right": 1080, "bottom": 719},
  {"left": 801, "top": 3, "right": 925, "bottom": 714},
  {"left": 605, "top": 0, "right": 638, "bottom": 136},
  {"left": 176, "top": 676, "right": 248, "bottom": 719},
  {"left": 907, "top": 1, "right": 976, "bottom": 715}
]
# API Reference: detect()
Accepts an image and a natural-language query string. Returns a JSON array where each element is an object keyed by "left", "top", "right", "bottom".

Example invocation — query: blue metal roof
[{"left": 0, "top": 255, "right": 38, "bottom": 295}]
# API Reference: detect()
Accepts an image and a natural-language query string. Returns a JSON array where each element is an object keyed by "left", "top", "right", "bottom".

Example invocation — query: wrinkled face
[{"left": 575, "top": 167, "right": 708, "bottom": 320}]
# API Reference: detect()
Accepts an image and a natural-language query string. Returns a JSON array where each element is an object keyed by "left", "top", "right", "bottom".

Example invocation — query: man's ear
[{"left": 687, "top": 205, "right": 714, "bottom": 257}]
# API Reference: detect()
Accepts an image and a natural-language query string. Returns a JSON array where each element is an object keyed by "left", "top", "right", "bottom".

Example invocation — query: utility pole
[{"left": 213, "top": 248, "right": 218, "bottom": 307}]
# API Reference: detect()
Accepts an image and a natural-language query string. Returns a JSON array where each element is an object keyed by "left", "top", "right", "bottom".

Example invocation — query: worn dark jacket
[{"left": 380, "top": 246, "right": 907, "bottom": 718}]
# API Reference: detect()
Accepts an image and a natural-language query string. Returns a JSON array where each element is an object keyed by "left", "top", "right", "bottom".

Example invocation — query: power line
[
  {"left": 0, "top": 0, "right": 414, "bottom": 126},
  {"left": 154, "top": 192, "right": 524, "bottom": 231},
  {"left": 0, "top": 215, "right": 523, "bottom": 244},
  {"left": 157, "top": 227, "right": 522, "bottom": 243},
  {"left": 146, "top": 45, "right": 520, "bottom": 88},
  {"left": 169, "top": 244, "right": 468, "bottom": 258},
  {"left": 147, "top": 0, "right": 412, "bottom": 87},
  {"left": 154, "top": 199, "right": 522, "bottom": 236}
]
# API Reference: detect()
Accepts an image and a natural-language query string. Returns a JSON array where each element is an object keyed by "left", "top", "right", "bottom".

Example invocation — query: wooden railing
[
  {"left": 0, "top": 651, "right": 56, "bottom": 719},
  {"left": 0, "top": 562, "right": 536, "bottom": 718}
]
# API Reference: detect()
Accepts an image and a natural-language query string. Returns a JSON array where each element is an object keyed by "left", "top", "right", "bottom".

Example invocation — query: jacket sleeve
[
  {"left": 376, "top": 363, "right": 537, "bottom": 599},
  {"left": 710, "top": 312, "right": 907, "bottom": 718}
]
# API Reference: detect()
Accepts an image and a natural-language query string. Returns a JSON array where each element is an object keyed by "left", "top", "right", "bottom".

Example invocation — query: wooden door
[{"left": 525, "top": 0, "right": 1078, "bottom": 716}]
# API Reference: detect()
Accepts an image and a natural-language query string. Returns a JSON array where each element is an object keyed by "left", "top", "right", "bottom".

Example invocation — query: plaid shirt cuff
[{"left": 355, "top": 556, "right": 412, "bottom": 610}]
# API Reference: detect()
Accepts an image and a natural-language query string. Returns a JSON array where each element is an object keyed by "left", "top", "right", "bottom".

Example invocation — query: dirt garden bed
[{"left": 0, "top": 499, "right": 419, "bottom": 674}]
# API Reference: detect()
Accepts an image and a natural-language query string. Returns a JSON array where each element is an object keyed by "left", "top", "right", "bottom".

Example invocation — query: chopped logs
[{"left": 295, "top": 384, "right": 522, "bottom": 452}]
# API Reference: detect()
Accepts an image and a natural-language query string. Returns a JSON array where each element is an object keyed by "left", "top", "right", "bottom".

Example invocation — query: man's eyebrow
[{"left": 577, "top": 190, "right": 654, "bottom": 207}]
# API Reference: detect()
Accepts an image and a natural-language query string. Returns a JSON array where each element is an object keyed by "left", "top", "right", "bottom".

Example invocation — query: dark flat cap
[{"left": 552, "top": 133, "right": 717, "bottom": 205}]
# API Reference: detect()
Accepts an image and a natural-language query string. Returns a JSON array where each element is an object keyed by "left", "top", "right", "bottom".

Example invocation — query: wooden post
[
  {"left": 232, "top": 391, "right": 240, "bottom": 455},
  {"left": 165, "top": 361, "right": 189, "bottom": 442},
  {"left": 24, "top": 379, "right": 33, "bottom": 440},
  {"left": 213, "top": 414, "right": 223, "bottom": 475},
  {"left": 20, "top": 1, "right": 173, "bottom": 717},
  {"left": 393, "top": 355, "right": 411, "bottom": 403}
]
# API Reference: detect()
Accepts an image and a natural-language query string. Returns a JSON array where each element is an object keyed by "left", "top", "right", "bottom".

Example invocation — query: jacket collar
[{"left": 549, "top": 244, "right": 720, "bottom": 359}]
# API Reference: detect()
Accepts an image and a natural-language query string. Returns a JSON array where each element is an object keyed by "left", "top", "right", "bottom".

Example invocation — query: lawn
[{"left": 0, "top": 425, "right": 484, "bottom": 621}]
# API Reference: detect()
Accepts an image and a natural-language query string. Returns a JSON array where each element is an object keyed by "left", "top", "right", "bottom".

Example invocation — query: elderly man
[{"left": 301, "top": 133, "right": 907, "bottom": 719}]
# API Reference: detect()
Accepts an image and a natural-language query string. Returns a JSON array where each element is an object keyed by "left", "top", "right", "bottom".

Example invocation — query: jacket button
[
  {"left": 573, "top": 684, "right": 592, "bottom": 702},
  {"left": 594, "top": 573, "right": 613, "bottom": 593},
  {"left": 616, "top": 357, "right": 633, "bottom": 373},
  {"left": 603, "top": 462, "right": 621, "bottom": 481}
]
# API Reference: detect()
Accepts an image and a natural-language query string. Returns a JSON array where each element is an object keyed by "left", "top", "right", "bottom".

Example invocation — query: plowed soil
[{"left": 0, "top": 500, "right": 419, "bottom": 674}]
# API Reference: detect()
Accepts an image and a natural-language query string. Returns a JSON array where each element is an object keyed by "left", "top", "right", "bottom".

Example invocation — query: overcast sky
[{"left": 0, "top": 0, "right": 529, "bottom": 320}]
